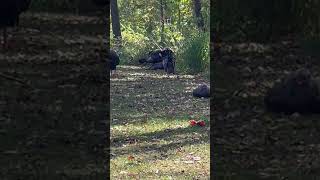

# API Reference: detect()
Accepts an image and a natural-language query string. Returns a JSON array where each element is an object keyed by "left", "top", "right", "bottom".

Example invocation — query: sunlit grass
[
  {"left": 111, "top": 117, "right": 210, "bottom": 179},
  {"left": 112, "top": 119, "right": 186, "bottom": 135},
  {"left": 111, "top": 66, "right": 210, "bottom": 179}
]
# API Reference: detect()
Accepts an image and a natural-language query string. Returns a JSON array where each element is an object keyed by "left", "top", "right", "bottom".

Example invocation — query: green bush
[
  {"left": 111, "top": 25, "right": 209, "bottom": 74},
  {"left": 177, "top": 32, "right": 209, "bottom": 74},
  {"left": 111, "top": 25, "right": 153, "bottom": 64},
  {"left": 112, "top": 24, "right": 184, "bottom": 65}
]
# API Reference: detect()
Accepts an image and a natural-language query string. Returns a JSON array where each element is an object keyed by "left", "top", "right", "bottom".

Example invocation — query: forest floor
[
  {"left": 214, "top": 39, "right": 320, "bottom": 179},
  {"left": 0, "top": 13, "right": 107, "bottom": 179},
  {"left": 110, "top": 66, "right": 210, "bottom": 179}
]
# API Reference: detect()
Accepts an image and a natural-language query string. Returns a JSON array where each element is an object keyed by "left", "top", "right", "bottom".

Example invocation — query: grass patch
[{"left": 111, "top": 66, "right": 210, "bottom": 179}]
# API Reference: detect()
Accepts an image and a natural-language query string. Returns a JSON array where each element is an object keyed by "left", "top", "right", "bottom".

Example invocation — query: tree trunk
[
  {"left": 178, "top": 0, "right": 181, "bottom": 31},
  {"left": 111, "top": 0, "right": 122, "bottom": 40},
  {"left": 160, "top": 0, "right": 165, "bottom": 44},
  {"left": 193, "top": 0, "right": 205, "bottom": 31}
]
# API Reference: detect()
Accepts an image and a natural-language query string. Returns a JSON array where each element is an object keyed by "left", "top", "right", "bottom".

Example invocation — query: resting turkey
[{"left": 109, "top": 49, "right": 120, "bottom": 76}]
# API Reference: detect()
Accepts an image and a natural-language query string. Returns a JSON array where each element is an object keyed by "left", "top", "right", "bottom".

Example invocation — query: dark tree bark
[
  {"left": 193, "top": 0, "right": 205, "bottom": 31},
  {"left": 178, "top": 0, "right": 181, "bottom": 31},
  {"left": 111, "top": 0, "right": 122, "bottom": 39},
  {"left": 160, "top": 0, "right": 165, "bottom": 44}
]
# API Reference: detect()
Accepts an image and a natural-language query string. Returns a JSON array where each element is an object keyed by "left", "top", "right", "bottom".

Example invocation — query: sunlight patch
[{"left": 119, "top": 65, "right": 142, "bottom": 70}]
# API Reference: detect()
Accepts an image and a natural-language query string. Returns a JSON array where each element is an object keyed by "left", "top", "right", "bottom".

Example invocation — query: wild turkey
[
  {"left": 161, "top": 48, "right": 175, "bottom": 74},
  {"left": 0, "top": 0, "right": 31, "bottom": 49},
  {"left": 109, "top": 49, "right": 120, "bottom": 76},
  {"left": 138, "top": 49, "right": 166, "bottom": 64},
  {"left": 193, "top": 84, "right": 210, "bottom": 98}
]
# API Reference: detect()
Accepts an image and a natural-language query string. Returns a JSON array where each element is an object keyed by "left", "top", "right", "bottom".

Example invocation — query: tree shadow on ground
[{"left": 112, "top": 120, "right": 209, "bottom": 157}]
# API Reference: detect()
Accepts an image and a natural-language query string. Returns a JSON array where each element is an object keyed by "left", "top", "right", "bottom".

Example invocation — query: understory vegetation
[{"left": 112, "top": 0, "right": 210, "bottom": 74}]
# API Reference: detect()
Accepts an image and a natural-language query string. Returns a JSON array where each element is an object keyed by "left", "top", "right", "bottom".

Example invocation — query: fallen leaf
[{"left": 128, "top": 155, "right": 135, "bottom": 160}]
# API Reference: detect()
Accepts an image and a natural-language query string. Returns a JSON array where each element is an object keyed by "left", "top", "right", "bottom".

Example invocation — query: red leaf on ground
[
  {"left": 189, "top": 120, "right": 197, "bottom": 126},
  {"left": 128, "top": 155, "right": 135, "bottom": 160},
  {"left": 197, "top": 121, "right": 205, "bottom": 127}
]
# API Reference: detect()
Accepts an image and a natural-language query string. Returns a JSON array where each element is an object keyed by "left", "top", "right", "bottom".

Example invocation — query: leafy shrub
[
  {"left": 112, "top": 25, "right": 152, "bottom": 64},
  {"left": 177, "top": 32, "right": 209, "bottom": 74}
]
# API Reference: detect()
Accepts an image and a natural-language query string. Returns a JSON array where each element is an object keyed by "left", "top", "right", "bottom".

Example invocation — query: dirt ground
[
  {"left": 111, "top": 65, "right": 210, "bottom": 121},
  {"left": 214, "top": 39, "right": 320, "bottom": 179},
  {"left": 0, "top": 13, "right": 107, "bottom": 179}
]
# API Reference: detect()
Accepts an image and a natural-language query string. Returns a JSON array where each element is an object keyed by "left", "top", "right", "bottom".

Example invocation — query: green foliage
[
  {"left": 112, "top": 27, "right": 185, "bottom": 64},
  {"left": 177, "top": 32, "right": 209, "bottom": 74},
  {"left": 112, "top": 0, "right": 210, "bottom": 74},
  {"left": 114, "top": 26, "right": 153, "bottom": 64}
]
